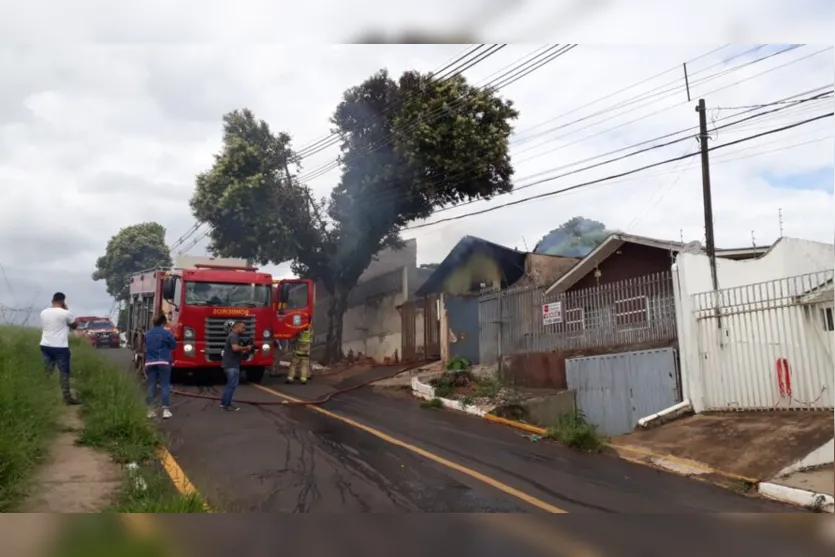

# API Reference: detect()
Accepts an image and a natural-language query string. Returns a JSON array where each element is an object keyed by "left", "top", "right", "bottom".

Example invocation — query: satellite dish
[{"left": 680, "top": 241, "right": 703, "bottom": 255}]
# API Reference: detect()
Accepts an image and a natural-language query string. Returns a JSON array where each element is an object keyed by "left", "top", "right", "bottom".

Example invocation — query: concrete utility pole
[{"left": 696, "top": 98, "right": 719, "bottom": 294}]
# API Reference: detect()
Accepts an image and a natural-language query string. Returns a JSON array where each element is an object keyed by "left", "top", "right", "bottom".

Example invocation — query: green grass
[
  {"left": 420, "top": 397, "right": 443, "bottom": 409},
  {"left": 0, "top": 326, "right": 208, "bottom": 513},
  {"left": 66, "top": 336, "right": 211, "bottom": 512},
  {"left": 0, "top": 326, "right": 64, "bottom": 511},
  {"left": 544, "top": 410, "right": 606, "bottom": 452},
  {"left": 69, "top": 338, "right": 160, "bottom": 464},
  {"left": 109, "top": 464, "right": 207, "bottom": 513}
]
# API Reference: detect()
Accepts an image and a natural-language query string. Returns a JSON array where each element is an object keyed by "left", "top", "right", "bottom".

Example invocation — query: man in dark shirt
[{"left": 221, "top": 320, "right": 253, "bottom": 411}]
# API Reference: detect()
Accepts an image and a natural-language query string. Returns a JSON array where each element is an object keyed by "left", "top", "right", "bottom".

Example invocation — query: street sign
[{"left": 542, "top": 301, "right": 563, "bottom": 325}]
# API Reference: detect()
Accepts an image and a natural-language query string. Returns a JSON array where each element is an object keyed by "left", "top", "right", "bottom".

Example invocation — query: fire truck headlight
[
  {"left": 261, "top": 343, "right": 270, "bottom": 353},
  {"left": 183, "top": 343, "right": 194, "bottom": 355},
  {"left": 292, "top": 314, "right": 302, "bottom": 326},
  {"left": 184, "top": 327, "right": 195, "bottom": 340},
  {"left": 262, "top": 329, "right": 271, "bottom": 339}
]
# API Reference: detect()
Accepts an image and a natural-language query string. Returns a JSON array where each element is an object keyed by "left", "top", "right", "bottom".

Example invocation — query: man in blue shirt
[{"left": 144, "top": 313, "right": 177, "bottom": 419}]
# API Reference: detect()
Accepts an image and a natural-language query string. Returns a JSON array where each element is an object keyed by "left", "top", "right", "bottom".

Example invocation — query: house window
[
  {"left": 565, "top": 308, "right": 585, "bottom": 332},
  {"left": 614, "top": 296, "right": 650, "bottom": 328},
  {"left": 822, "top": 307, "right": 834, "bottom": 332}
]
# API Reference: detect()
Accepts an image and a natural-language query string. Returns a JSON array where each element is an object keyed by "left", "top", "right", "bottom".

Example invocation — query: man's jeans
[
  {"left": 221, "top": 367, "right": 240, "bottom": 407},
  {"left": 146, "top": 364, "right": 172, "bottom": 408},
  {"left": 40, "top": 345, "right": 72, "bottom": 400}
]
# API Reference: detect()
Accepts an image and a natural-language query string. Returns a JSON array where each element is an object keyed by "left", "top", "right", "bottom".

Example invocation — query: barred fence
[
  {"left": 478, "top": 271, "right": 677, "bottom": 364},
  {"left": 692, "top": 270, "right": 833, "bottom": 411}
]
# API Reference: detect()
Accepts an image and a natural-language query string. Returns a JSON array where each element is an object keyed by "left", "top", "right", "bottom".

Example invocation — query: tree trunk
[{"left": 323, "top": 289, "right": 348, "bottom": 365}]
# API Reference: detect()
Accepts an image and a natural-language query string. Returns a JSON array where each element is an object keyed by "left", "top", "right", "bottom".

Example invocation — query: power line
[
  {"left": 403, "top": 112, "right": 833, "bottom": 232},
  {"left": 368, "top": 86, "right": 833, "bottom": 220},
  {"left": 175, "top": 46, "right": 745, "bottom": 249},
  {"left": 297, "top": 43, "right": 566, "bottom": 183},
  {"left": 295, "top": 45, "right": 502, "bottom": 162},
  {"left": 343, "top": 46, "right": 826, "bottom": 216},
  {"left": 294, "top": 44, "right": 484, "bottom": 158}
]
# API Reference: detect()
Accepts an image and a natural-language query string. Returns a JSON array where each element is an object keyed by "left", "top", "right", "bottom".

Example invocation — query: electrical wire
[
  {"left": 294, "top": 44, "right": 485, "bottom": 158},
  {"left": 337, "top": 49, "right": 829, "bottom": 218},
  {"left": 402, "top": 112, "right": 834, "bottom": 232},
  {"left": 174, "top": 45, "right": 746, "bottom": 249},
  {"left": 297, "top": 44, "right": 568, "bottom": 183}
]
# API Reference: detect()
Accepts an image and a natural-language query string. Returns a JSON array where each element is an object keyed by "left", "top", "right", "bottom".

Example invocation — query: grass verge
[
  {"left": 67, "top": 336, "right": 211, "bottom": 512},
  {"left": 0, "top": 326, "right": 64, "bottom": 511},
  {"left": 545, "top": 410, "right": 606, "bottom": 452}
]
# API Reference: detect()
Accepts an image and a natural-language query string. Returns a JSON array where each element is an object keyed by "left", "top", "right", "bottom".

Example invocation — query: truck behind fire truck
[{"left": 126, "top": 256, "right": 279, "bottom": 383}]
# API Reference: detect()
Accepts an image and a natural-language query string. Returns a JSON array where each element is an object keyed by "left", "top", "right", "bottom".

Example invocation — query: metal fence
[
  {"left": 478, "top": 272, "right": 677, "bottom": 364},
  {"left": 693, "top": 270, "right": 834, "bottom": 411}
]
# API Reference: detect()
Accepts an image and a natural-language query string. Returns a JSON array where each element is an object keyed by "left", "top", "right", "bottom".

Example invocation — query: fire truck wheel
[{"left": 244, "top": 367, "right": 265, "bottom": 384}]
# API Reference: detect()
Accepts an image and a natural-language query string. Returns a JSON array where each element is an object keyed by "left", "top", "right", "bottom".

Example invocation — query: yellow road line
[
  {"left": 251, "top": 383, "right": 568, "bottom": 514},
  {"left": 157, "top": 446, "right": 213, "bottom": 512}
]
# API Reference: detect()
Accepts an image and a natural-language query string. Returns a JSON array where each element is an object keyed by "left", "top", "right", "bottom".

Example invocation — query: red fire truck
[{"left": 126, "top": 256, "right": 279, "bottom": 383}]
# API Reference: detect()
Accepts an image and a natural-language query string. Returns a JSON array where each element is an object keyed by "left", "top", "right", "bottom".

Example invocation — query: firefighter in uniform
[{"left": 286, "top": 324, "right": 313, "bottom": 384}]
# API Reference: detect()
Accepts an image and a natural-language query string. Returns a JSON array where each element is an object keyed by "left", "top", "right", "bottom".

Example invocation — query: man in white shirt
[{"left": 40, "top": 292, "right": 80, "bottom": 404}]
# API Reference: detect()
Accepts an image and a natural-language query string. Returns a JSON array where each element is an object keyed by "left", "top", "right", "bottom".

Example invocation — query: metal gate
[
  {"left": 399, "top": 301, "right": 417, "bottom": 362},
  {"left": 444, "top": 294, "right": 481, "bottom": 364},
  {"left": 565, "top": 348, "right": 681, "bottom": 437},
  {"left": 693, "top": 271, "right": 834, "bottom": 411},
  {"left": 424, "top": 294, "right": 441, "bottom": 360}
]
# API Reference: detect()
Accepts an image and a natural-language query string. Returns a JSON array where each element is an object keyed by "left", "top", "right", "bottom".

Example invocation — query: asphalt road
[{"left": 98, "top": 349, "right": 832, "bottom": 556}]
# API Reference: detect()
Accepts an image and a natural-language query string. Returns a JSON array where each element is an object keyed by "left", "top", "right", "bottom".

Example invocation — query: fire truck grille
[{"left": 204, "top": 316, "right": 256, "bottom": 362}]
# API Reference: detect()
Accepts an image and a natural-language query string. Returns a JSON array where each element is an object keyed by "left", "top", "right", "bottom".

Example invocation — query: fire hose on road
[{"left": 159, "top": 360, "right": 429, "bottom": 407}]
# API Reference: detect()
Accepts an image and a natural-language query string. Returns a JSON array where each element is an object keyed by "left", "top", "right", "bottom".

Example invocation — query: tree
[
  {"left": 92, "top": 222, "right": 173, "bottom": 301},
  {"left": 534, "top": 217, "right": 614, "bottom": 258},
  {"left": 191, "top": 70, "right": 518, "bottom": 363}
]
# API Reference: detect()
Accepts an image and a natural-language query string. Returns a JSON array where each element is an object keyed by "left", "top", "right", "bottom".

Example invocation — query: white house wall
[{"left": 675, "top": 238, "right": 835, "bottom": 413}]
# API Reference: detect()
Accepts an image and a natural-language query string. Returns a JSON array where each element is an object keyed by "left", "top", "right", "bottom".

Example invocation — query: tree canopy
[
  {"left": 533, "top": 217, "right": 614, "bottom": 258},
  {"left": 92, "top": 222, "right": 173, "bottom": 301},
  {"left": 190, "top": 69, "right": 519, "bottom": 362}
]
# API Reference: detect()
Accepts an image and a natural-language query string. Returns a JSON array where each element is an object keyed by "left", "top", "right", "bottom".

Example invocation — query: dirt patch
[
  {"left": 615, "top": 411, "right": 833, "bottom": 480},
  {"left": 20, "top": 406, "right": 122, "bottom": 512}
]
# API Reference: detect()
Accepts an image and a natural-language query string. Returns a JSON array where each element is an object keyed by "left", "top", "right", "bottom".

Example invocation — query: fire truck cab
[
  {"left": 272, "top": 278, "right": 315, "bottom": 343},
  {"left": 126, "top": 256, "right": 276, "bottom": 383}
]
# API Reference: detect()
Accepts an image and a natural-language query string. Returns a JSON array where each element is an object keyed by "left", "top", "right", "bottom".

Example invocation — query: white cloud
[{"left": 1, "top": 3, "right": 833, "bottom": 319}]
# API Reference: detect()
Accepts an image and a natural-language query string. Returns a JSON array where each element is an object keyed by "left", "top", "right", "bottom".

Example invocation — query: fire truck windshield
[{"left": 184, "top": 282, "right": 271, "bottom": 308}]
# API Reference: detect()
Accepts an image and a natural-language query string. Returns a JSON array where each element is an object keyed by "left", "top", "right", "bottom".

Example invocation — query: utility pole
[
  {"left": 696, "top": 98, "right": 719, "bottom": 295},
  {"left": 751, "top": 230, "right": 756, "bottom": 248}
]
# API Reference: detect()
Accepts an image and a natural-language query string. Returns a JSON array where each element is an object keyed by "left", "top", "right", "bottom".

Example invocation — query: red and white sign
[{"left": 542, "top": 302, "right": 563, "bottom": 325}]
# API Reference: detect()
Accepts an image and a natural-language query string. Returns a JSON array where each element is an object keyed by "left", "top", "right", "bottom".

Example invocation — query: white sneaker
[
  {"left": 162, "top": 408, "right": 173, "bottom": 420},
  {"left": 147, "top": 409, "right": 156, "bottom": 419}
]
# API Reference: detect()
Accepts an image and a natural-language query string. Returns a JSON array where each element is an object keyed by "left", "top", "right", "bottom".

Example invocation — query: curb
[
  {"left": 411, "top": 377, "right": 488, "bottom": 416},
  {"left": 758, "top": 482, "right": 834, "bottom": 513},
  {"left": 157, "top": 446, "right": 212, "bottom": 512},
  {"left": 409, "top": 378, "right": 770, "bottom": 496}
]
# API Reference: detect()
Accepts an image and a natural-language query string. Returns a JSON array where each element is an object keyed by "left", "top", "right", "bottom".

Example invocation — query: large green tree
[
  {"left": 92, "top": 222, "right": 173, "bottom": 301},
  {"left": 191, "top": 69, "right": 518, "bottom": 363}
]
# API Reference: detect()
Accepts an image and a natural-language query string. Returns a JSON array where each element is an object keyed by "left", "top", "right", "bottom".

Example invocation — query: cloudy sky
[{"left": 1, "top": 2, "right": 833, "bottom": 321}]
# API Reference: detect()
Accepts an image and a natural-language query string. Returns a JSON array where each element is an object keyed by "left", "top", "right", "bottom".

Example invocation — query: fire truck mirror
[
  {"left": 162, "top": 277, "right": 176, "bottom": 301},
  {"left": 278, "top": 283, "right": 290, "bottom": 304}
]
